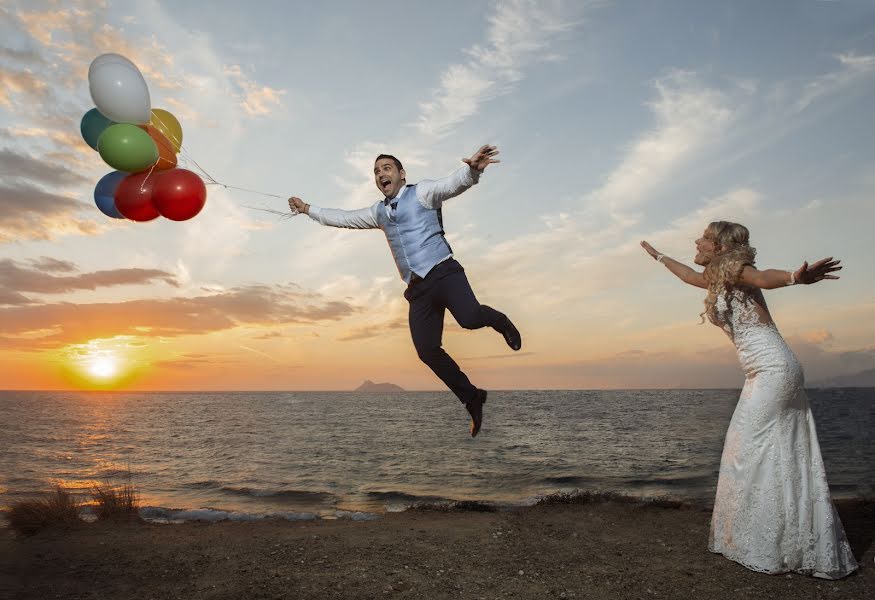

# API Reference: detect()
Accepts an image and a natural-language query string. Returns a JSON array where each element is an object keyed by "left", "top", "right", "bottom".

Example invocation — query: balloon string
[
  {"left": 138, "top": 162, "right": 158, "bottom": 193},
  {"left": 150, "top": 111, "right": 294, "bottom": 214},
  {"left": 150, "top": 112, "right": 220, "bottom": 184},
  {"left": 204, "top": 182, "right": 285, "bottom": 199}
]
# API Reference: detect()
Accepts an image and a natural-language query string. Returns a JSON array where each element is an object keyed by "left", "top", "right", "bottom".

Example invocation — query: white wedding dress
[{"left": 707, "top": 286, "right": 858, "bottom": 579}]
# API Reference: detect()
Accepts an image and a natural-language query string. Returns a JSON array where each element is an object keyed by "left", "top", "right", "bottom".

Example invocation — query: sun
[{"left": 88, "top": 355, "right": 118, "bottom": 379}]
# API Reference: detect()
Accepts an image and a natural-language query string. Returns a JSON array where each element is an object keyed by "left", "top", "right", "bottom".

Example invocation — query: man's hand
[
  {"left": 288, "top": 197, "right": 309, "bottom": 215},
  {"left": 462, "top": 144, "right": 500, "bottom": 172},
  {"left": 793, "top": 257, "right": 842, "bottom": 285}
]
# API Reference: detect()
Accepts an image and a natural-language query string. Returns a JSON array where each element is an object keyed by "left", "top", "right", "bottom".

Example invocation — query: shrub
[{"left": 5, "top": 486, "right": 82, "bottom": 536}]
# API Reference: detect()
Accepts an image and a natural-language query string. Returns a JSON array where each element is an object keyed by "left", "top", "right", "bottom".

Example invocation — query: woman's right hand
[{"left": 640, "top": 240, "right": 661, "bottom": 260}]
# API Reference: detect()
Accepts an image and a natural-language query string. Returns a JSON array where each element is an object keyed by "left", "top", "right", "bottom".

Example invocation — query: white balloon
[
  {"left": 88, "top": 53, "right": 140, "bottom": 79},
  {"left": 88, "top": 60, "right": 152, "bottom": 124}
]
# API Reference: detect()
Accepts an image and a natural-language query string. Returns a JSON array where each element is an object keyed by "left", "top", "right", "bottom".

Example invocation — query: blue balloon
[
  {"left": 94, "top": 171, "right": 127, "bottom": 219},
  {"left": 80, "top": 108, "right": 116, "bottom": 150}
]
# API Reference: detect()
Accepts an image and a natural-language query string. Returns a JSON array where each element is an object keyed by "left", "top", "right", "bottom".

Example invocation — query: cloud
[
  {"left": 0, "top": 289, "right": 34, "bottom": 306},
  {"left": 338, "top": 317, "right": 407, "bottom": 341},
  {"left": 416, "top": 0, "right": 584, "bottom": 138},
  {"left": 27, "top": 257, "right": 77, "bottom": 273},
  {"left": 0, "top": 258, "right": 179, "bottom": 303},
  {"left": 468, "top": 73, "right": 747, "bottom": 305},
  {"left": 795, "top": 52, "right": 875, "bottom": 112},
  {"left": 252, "top": 331, "right": 283, "bottom": 340},
  {"left": 224, "top": 64, "right": 285, "bottom": 116},
  {"left": 154, "top": 356, "right": 230, "bottom": 371},
  {"left": 0, "top": 67, "right": 48, "bottom": 108},
  {"left": 0, "top": 148, "right": 91, "bottom": 186},
  {"left": 783, "top": 331, "right": 875, "bottom": 383},
  {"left": 0, "top": 44, "right": 44, "bottom": 65},
  {"left": 0, "top": 283, "right": 359, "bottom": 350},
  {"left": 0, "top": 180, "right": 105, "bottom": 243},
  {"left": 599, "top": 70, "right": 734, "bottom": 215},
  {"left": 798, "top": 329, "right": 834, "bottom": 345},
  {"left": 2, "top": 126, "right": 82, "bottom": 151}
]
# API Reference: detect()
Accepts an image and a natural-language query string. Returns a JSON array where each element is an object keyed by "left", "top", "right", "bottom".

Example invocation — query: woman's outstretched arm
[
  {"left": 739, "top": 258, "right": 842, "bottom": 290},
  {"left": 640, "top": 241, "right": 707, "bottom": 289}
]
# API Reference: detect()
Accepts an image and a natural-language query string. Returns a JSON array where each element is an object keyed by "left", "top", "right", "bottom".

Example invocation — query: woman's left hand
[{"left": 793, "top": 257, "right": 842, "bottom": 284}]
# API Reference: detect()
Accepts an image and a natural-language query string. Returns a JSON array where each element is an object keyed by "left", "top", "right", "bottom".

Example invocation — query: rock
[{"left": 355, "top": 380, "right": 405, "bottom": 392}]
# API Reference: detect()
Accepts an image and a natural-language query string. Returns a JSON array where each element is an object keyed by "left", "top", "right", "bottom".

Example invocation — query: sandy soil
[{"left": 1, "top": 499, "right": 871, "bottom": 600}]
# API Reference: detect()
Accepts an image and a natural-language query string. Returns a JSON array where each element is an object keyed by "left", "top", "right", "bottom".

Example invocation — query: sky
[{"left": 1, "top": 0, "right": 874, "bottom": 391}]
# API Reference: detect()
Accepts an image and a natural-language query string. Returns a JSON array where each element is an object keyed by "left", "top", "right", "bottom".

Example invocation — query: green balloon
[{"left": 97, "top": 124, "right": 158, "bottom": 173}]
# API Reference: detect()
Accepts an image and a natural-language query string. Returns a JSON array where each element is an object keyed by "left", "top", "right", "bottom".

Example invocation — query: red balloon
[
  {"left": 114, "top": 171, "right": 160, "bottom": 221},
  {"left": 152, "top": 168, "right": 207, "bottom": 221}
]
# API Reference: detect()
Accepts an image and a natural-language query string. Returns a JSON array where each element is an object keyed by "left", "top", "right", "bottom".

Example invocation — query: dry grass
[
  {"left": 5, "top": 486, "right": 82, "bottom": 536},
  {"left": 91, "top": 482, "right": 141, "bottom": 521}
]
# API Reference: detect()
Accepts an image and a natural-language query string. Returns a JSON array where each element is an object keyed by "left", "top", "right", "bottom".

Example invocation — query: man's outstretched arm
[
  {"left": 418, "top": 144, "right": 500, "bottom": 209},
  {"left": 288, "top": 197, "right": 379, "bottom": 229}
]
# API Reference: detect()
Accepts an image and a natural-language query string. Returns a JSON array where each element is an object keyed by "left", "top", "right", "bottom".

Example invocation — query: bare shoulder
[{"left": 737, "top": 265, "right": 761, "bottom": 286}]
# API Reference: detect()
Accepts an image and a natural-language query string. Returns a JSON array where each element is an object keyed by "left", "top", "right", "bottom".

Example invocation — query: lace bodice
[{"left": 711, "top": 285, "right": 775, "bottom": 342}]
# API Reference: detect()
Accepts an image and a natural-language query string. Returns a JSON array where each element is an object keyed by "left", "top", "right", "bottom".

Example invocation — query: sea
[{"left": 0, "top": 389, "right": 872, "bottom": 524}]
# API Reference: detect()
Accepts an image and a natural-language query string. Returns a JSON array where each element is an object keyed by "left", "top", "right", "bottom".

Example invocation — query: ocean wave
[
  {"left": 623, "top": 475, "right": 714, "bottom": 488},
  {"left": 220, "top": 486, "right": 337, "bottom": 502},
  {"left": 539, "top": 475, "right": 599, "bottom": 486},
  {"left": 365, "top": 490, "right": 451, "bottom": 506},
  {"left": 184, "top": 480, "right": 223, "bottom": 489},
  {"left": 334, "top": 510, "right": 381, "bottom": 521},
  {"left": 139, "top": 506, "right": 318, "bottom": 523}
]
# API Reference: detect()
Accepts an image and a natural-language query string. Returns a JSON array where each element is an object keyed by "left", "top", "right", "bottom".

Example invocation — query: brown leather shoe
[{"left": 465, "top": 389, "right": 487, "bottom": 437}]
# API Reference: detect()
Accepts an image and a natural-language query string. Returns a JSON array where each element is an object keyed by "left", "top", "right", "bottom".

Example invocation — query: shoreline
[
  {"left": 2, "top": 489, "right": 871, "bottom": 527},
  {"left": 2, "top": 499, "right": 871, "bottom": 600}
]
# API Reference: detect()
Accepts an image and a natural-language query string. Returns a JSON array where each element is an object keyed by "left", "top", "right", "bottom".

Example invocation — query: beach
[{"left": 2, "top": 499, "right": 871, "bottom": 600}]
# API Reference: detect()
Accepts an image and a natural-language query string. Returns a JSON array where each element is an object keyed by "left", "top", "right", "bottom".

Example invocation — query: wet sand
[{"left": 1, "top": 499, "right": 871, "bottom": 600}]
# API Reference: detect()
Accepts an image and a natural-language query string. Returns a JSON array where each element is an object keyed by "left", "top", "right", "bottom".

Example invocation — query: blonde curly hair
[{"left": 701, "top": 221, "right": 757, "bottom": 323}]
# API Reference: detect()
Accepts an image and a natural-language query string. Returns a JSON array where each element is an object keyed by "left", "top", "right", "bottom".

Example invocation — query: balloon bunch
[{"left": 82, "top": 53, "right": 206, "bottom": 222}]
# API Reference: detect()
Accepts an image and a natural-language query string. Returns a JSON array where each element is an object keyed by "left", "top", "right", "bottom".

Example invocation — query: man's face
[{"left": 374, "top": 158, "right": 406, "bottom": 198}]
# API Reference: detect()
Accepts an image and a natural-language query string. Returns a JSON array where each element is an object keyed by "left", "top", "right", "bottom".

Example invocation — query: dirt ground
[{"left": 1, "top": 499, "right": 871, "bottom": 600}]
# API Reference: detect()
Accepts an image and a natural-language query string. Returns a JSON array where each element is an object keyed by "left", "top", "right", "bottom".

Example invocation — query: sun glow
[{"left": 88, "top": 355, "right": 118, "bottom": 379}]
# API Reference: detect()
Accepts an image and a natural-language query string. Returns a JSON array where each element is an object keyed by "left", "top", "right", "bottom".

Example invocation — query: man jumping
[{"left": 288, "top": 144, "right": 521, "bottom": 437}]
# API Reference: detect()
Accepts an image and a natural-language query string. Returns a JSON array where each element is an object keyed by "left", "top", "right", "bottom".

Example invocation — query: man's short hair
[{"left": 375, "top": 154, "right": 403, "bottom": 171}]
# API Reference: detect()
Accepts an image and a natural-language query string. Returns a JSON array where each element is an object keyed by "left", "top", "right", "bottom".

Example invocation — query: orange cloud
[
  {"left": 224, "top": 64, "right": 285, "bottom": 116},
  {"left": 0, "top": 67, "right": 48, "bottom": 107},
  {"left": 0, "top": 284, "right": 359, "bottom": 350}
]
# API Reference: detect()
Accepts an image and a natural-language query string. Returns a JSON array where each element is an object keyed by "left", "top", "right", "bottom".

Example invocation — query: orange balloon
[{"left": 139, "top": 124, "right": 177, "bottom": 171}]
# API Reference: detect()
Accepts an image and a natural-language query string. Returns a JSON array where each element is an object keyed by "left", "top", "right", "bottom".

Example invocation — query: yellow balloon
[{"left": 149, "top": 108, "right": 183, "bottom": 153}]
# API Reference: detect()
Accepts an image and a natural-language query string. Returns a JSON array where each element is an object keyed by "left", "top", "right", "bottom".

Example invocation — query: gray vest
[{"left": 376, "top": 184, "right": 453, "bottom": 283}]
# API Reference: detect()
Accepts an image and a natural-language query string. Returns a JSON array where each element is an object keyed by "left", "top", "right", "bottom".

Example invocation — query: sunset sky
[{"left": 1, "top": 0, "right": 874, "bottom": 391}]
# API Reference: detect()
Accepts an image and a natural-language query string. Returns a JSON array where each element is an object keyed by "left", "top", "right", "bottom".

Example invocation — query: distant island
[{"left": 354, "top": 380, "right": 405, "bottom": 392}]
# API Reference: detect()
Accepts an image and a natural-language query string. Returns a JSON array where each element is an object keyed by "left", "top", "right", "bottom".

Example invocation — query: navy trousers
[{"left": 404, "top": 259, "right": 508, "bottom": 404}]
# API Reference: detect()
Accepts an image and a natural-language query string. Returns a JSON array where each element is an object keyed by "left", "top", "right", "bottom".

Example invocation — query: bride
[{"left": 641, "top": 221, "right": 858, "bottom": 579}]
